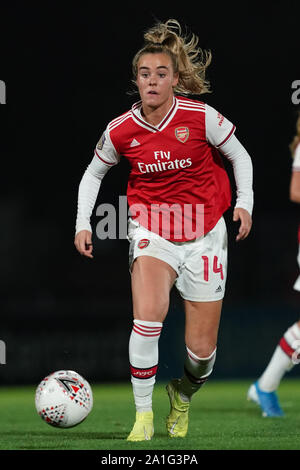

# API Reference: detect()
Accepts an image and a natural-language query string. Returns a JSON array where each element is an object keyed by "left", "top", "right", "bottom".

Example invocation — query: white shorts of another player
[{"left": 127, "top": 216, "right": 228, "bottom": 302}]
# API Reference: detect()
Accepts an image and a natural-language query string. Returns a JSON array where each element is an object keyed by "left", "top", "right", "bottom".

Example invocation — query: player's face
[{"left": 136, "top": 53, "right": 179, "bottom": 110}]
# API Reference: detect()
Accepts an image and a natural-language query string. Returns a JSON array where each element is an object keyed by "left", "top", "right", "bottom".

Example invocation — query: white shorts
[
  {"left": 127, "top": 216, "right": 228, "bottom": 302},
  {"left": 294, "top": 244, "right": 300, "bottom": 292}
]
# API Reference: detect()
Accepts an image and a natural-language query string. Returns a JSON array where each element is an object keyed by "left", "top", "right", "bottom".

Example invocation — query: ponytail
[{"left": 132, "top": 19, "right": 211, "bottom": 96}]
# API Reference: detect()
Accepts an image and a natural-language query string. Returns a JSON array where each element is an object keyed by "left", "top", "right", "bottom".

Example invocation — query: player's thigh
[
  {"left": 184, "top": 299, "right": 223, "bottom": 357},
  {"left": 131, "top": 255, "right": 177, "bottom": 322},
  {"left": 176, "top": 217, "right": 228, "bottom": 302}
]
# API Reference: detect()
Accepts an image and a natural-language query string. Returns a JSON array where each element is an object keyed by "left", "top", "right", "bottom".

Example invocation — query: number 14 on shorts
[{"left": 202, "top": 256, "right": 224, "bottom": 281}]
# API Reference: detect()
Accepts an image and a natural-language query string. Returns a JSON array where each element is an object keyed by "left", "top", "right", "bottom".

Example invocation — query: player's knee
[
  {"left": 187, "top": 341, "right": 216, "bottom": 359},
  {"left": 134, "top": 298, "right": 169, "bottom": 323}
]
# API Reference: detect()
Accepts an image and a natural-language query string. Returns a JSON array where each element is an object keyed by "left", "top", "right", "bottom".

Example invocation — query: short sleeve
[
  {"left": 205, "top": 104, "right": 236, "bottom": 148},
  {"left": 94, "top": 126, "right": 120, "bottom": 166},
  {"left": 292, "top": 143, "right": 300, "bottom": 171}
]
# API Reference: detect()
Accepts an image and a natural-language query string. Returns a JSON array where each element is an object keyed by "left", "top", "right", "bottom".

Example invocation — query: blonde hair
[
  {"left": 289, "top": 113, "right": 300, "bottom": 158},
  {"left": 132, "top": 19, "right": 212, "bottom": 96}
]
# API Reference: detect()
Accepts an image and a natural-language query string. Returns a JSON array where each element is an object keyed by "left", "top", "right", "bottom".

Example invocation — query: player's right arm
[{"left": 74, "top": 127, "right": 120, "bottom": 258}]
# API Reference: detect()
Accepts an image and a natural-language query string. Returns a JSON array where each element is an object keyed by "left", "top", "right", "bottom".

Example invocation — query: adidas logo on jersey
[{"left": 130, "top": 138, "right": 140, "bottom": 147}]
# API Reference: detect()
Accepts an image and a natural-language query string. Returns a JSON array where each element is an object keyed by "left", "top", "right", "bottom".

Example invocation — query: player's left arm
[
  {"left": 233, "top": 207, "right": 252, "bottom": 241},
  {"left": 219, "top": 134, "right": 254, "bottom": 241},
  {"left": 221, "top": 135, "right": 253, "bottom": 242},
  {"left": 205, "top": 105, "right": 254, "bottom": 242}
]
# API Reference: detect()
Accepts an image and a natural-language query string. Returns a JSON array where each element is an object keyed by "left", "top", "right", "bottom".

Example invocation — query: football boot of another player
[
  {"left": 127, "top": 411, "right": 154, "bottom": 441},
  {"left": 166, "top": 379, "right": 190, "bottom": 438},
  {"left": 247, "top": 381, "right": 284, "bottom": 417}
]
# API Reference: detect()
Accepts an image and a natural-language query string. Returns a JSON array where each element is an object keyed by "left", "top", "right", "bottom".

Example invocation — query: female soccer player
[
  {"left": 248, "top": 115, "right": 300, "bottom": 417},
  {"left": 74, "top": 19, "right": 254, "bottom": 440}
]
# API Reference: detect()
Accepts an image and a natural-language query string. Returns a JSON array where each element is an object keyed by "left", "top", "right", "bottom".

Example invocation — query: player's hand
[
  {"left": 74, "top": 230, "right": 93, "bottom": 258},
  {"left": 233, "top": 207, "right": 252, "bottom": 242}
]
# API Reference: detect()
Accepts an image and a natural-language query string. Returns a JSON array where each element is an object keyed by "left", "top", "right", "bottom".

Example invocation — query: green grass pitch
[{"left": 1, "top": 379, "right": 300, "bottom": 451}]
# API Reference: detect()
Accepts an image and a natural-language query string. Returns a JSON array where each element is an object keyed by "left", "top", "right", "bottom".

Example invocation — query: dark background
[{"left": 0, "top": 1, "right": 299, "bottom": 385}]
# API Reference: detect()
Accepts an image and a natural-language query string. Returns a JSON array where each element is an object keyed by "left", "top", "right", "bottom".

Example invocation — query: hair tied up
[
  {"left": 145, "top": 39, "right": 164, "bottom": 46},
  {"left": 132, "top": 19, "right": 212, "bottom": 96}
]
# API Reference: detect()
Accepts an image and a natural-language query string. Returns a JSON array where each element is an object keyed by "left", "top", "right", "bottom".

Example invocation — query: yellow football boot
[
  {"left": 127, "top": 411, "right": 154, "bottom": 441},
  {"left": 166, "top": 379, "right": 190, "bottom": 438}
]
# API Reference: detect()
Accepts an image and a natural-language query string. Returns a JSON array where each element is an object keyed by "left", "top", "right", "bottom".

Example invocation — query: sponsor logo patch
[
  {"left": 96, "top": 132, "right": 106, "bottom": 150},
  {"left": 175, "top": 127, "right": 189, "bottom": 143},
  {"left": 130, "top": 364, "right": 158, "bottom": 378},
  {"left": 138, "top": 239, "right": 150, "bottom": 249}
]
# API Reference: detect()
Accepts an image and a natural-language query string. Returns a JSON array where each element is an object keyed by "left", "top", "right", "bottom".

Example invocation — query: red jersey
[{"left": 95, "top": 96, "right": 236, "bottom": 241}]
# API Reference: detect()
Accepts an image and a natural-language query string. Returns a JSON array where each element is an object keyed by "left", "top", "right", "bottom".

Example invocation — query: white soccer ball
[{"left": 35, "top": 370, "right": 93, "bottom": 428}]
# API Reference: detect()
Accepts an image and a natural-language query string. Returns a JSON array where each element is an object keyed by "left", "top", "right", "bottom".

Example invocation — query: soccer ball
[{"left": 35, "top": 370, "right": 93, "bottom": 428}]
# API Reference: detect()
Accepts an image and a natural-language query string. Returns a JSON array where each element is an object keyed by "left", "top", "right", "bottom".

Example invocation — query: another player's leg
[
  {"left": 248, "top": 321, "right": 300, "bottom": 417},
  {"left": 127, "top": 256, "right": 176, "bottom": 441},
  {"left": 166, "top": 299, "right": 221, "bottom": 438}
]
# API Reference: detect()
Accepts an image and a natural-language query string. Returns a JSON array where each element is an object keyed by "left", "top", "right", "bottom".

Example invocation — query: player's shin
[
  {"left": 129, "top": 319, "right": 162, "bottom": 412},
  {"left": 165, "top": 346, "right": 216, "bottom": 438},
  {"left": 178, "top": 346, "right": 217, "bottom": 400}
]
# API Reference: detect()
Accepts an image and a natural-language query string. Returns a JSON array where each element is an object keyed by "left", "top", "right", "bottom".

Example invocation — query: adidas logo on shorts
[{"left": 215, "top": 285, "right": 222, "bottom": 293}]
